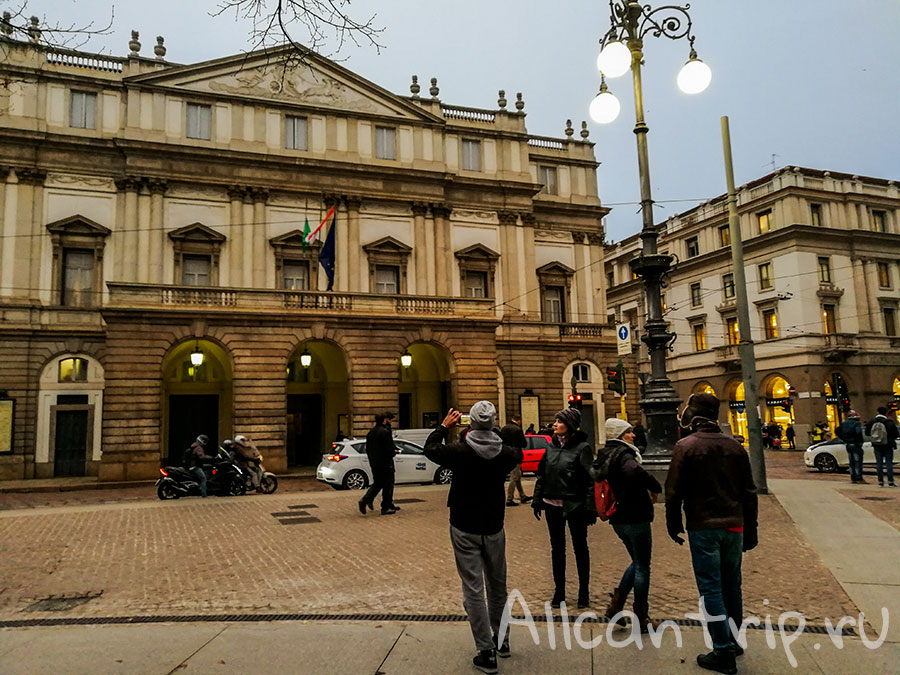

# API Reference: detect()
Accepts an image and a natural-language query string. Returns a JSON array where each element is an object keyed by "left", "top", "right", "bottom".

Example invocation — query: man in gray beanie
[{"left": 424, "top": 402, "right": 524, "bottom": 673}]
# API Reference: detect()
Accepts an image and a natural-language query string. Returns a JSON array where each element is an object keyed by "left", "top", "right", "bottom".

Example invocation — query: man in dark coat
[
  {"left": 835, "top": 410, "right": 865, "bottom": 484},
  {"left": 425, "top": 402, "right": 523, "bottom": 673},
  {"left": 500, "top": 415, "right": 530, "bottom": 506},
  {"left": 666, "top": 393, "right": 758, "bottom": 675},
  {"left": 359, "top": 412, "right": 399, "bottom": 515}
]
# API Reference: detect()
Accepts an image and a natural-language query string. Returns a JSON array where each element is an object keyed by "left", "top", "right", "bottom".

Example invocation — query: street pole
[{"left": 721, "top": 116, "right": 768, "bottom": 494}]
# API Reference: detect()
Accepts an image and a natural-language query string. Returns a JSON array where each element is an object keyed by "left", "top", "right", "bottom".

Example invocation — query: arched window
[{"left": 58, "top": 357, "right": 88, "bottom": 382}]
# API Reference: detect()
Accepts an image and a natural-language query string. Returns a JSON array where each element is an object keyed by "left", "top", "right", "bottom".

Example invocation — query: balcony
[
  {"left": 714, "top": 343, "right": 741, "bottom": 371},
  {"left": 105, "top": 283, "right": 497, "bottom": 320},
  {"left": 821, "top": 332, "right": 858, "bottom": 361}
]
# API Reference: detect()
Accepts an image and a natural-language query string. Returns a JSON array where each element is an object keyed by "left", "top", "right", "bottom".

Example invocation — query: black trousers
[
  {"left": 545, "top": 504, "right": 590, "bottom": 598},
  {"left": 362, "top": 462, "right": 395, "bottom": 511}
]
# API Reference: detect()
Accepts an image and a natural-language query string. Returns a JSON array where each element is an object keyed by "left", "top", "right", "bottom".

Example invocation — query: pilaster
[
  {"left": 432, "top": 204, "right": 452, "bottom": 296},
  {"left": 147, "top": 179, "right": 168, "bottom": 285},
  {"left": 15, "top": 169, "right": 46, "bottom": 301},
  {"left": 114, "top": 177, "right": 141, "bottom": 284},
  {"left": 251, "top": 187, "right": 269, "bottom": 287},
  {"left": 411, "top": 202, "right": 428, "bottom": 295},
  {"left": 346, "top": 196, "right": 362, "bottom": 292},
  {"left": 227, "top": 186, "right": 245, "bottom": 287}
]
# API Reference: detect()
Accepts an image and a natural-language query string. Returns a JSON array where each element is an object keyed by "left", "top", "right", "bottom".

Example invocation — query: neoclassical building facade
[{"left": 0, "top": 36, "right": 616, "bottom": 480}]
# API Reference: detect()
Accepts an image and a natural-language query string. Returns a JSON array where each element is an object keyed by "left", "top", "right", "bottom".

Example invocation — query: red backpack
[{"left": 592, "top": 446, "right": 625, "bottom": 521}]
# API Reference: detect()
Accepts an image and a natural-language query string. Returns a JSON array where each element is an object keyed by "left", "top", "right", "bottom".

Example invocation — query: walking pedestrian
[
  {"left": 525, "top": 423, "right": 536, "bottom": 435},
  {"left": 500, "top": 415, "right": 530, "bottom": 506},
  {"left": 865, "top": 407, "right": 899, "bottom": 487},
  {"left": 784, "top": 424, "right": 796, "bottom": 450},
  {"left": 593, "top": 418, "right": 662, "bottom": 632},
  {"left": 666, "top": 393, "right": 758, "bottom": 674},
  {"left": 424, "top": 403, "right": 523, "bottom": 673},
  {"left": 835, "top": 411, "right": 865, "bottom": 484},
  {"left": 359, "top": 412, "right": 399, "bottom": 514},
  {"left": 532, "top": 406, "right": 597, "bottom": 609}
]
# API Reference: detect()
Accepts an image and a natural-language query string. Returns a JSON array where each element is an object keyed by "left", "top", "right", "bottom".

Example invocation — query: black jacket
[
  {"left": 499, "top": 422, "right": 527, "bottom": 450},
  {"left": 424, "top": 426, "right": 523, "bottom": 535},
  {"left": 594, "top": 440, "right": 661, "bottom": 524},
  {"left": 533, "top": 431, "right": 596, "bottom": 517},
  {"left": 835, "top": 419, "right": 863, "bottom": 446},
  {"left": 365, "top": 424, "right": 397, "bottom": 468}
]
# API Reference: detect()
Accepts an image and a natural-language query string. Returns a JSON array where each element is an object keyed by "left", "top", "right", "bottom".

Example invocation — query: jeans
[
  {"left": 688, "top": 529, "right": 744, "bottom": 650},
  {"left": 507, "top": 464, "right": 526, "bottom": 501},
  {"left": 190, "top": 466, "right": 208, "bottom": 498},
  {"left": 450, "top": 525, "right": 508, "bottom": 652},
  {"left": 362, "top": 462, "right": 395, "bottom": 511},
  {"left": 874, "top": 446, "right": 895, "bottom": 485},
  {"left": 846, "top": 444, "right": 863, "bottom": 482},
  {"left": 611, "top": 521, "right": 653, "bottom": 606},
  {"left": 545, "top": 505, "right": 590, "bottom": 599}
]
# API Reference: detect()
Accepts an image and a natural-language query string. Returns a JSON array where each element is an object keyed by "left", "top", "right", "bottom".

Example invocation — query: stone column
[
  {"left": 572, "top": 231, "right": 589, "bottom": 323},
  {"left": 521, "top": 214, "right": 539, "bottom": 318},
  {"left": 16, "top": 169, "right": 47, "bottom": 300},
  {"left": 251, "top": 188, "right": 269, "bottom": 288},
  {"left": 147, "top": 179, "right": 168, "bottom": 285},
  {"left": 227, "top": 186, "right": 245, "bottom": 287},
  {"left": 115, "top": 177, "right": 141, "bottom": 284},
  {"left": 432, "top": 205, "right": 452, "bottom": 296},
  {"left": 588, "top": 232, "right": 605, "bottom": 320},
  {"left": 851, "top": 257, "right": 872, "bottom": 332},
  {"left": 497, "top": 211, "right": 519, "bottom": 314},
  {"left": 136, "top": 181, "right": 152, "bottom": 283},
  {"left": 346, "top": 196, "right": 362, "bottom": 292},
  {"left": 411, "top": 202, "right": 428, "bottom": 296},
  {"left": 0, "top": 167, "right": 17, "bottom": 296},
  {"left": 241, "top": 189, "right": 254, "bottom": 287}
]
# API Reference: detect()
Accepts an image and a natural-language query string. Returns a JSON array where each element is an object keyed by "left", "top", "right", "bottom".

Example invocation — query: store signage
[
  {"left": 766, "top": 398, "right": 791, "bottom": 407},
  {"left": 728, "top": 400, "right": 745, "bottom": 412}
]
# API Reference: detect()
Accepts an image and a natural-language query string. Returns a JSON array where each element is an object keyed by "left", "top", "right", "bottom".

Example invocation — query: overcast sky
[{"left": 19, "top": 0, "right": 900, "bottom": 242}]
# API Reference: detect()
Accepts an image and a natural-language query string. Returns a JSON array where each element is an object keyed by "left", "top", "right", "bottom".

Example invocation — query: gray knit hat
[{"left": 555, "top": 407, "right": 582, "bottom": 432}]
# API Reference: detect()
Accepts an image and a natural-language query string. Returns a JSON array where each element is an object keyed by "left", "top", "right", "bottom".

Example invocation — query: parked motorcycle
[
  {"left": 157, "top": 449, "right": 247, "bottom": 500},
  {"left": 226, "top": 436, "right": 278, "bottom": 494}
]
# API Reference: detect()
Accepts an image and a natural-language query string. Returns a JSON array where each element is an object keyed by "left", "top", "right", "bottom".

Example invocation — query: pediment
[
  {"left": 127, "top": 45, "right": 443, "bottom": 122},
  {"left": 537, "top": 261, "right": 575, "bottom": 276},
  {"left": 270, "top": 229, "right": 322, "bottom": 250},
  {"left": 46, "top": 215, "right": 111, "bottom": 237},
  {"left": 168, "top": 222, "right": 226, "bottom": 242},
  {"left": 362, "top": 236, "right": 413, "bottom": 254},
  {"left": 455, "top": 244, "right": 499, "bottom": 260}
]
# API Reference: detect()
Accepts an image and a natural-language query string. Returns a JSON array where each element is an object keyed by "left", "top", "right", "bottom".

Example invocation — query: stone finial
[
  {"left": 410, "top": 75, "right": 420, "bottom": 98},
  {"left": 515, "top": 92, "right": 524, "bottom": 112},
  {"left": 27, "top": 16, "right": 41, "bottom": 42},
  {"left": 429, "top": 77, "right": 439, "bottom": 99},
  {"left": 128, "top": 30, "right": 141, "bottom": 55},
  {"left": 1, "top": 12, "right": 13, "bottom": 37},
  {"left": 154, "top": 36, "right": 166, "bottom": 59},
  {"left": 565, "top": 119, "right": 574, "bottom": 138},
  {"left": 580, "top": 121, "right": 590, "bottom": 140},
  {"left": 498, "top": 90, "right": 507, "bottom": 109}
]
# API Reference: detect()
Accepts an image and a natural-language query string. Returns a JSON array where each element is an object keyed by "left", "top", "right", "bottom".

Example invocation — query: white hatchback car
[
  {"left": 316, "top": 438, "right": 453, "bottom": 490},
  {"left": 803, "top": 437, "right": 900, "bottom": 473}
]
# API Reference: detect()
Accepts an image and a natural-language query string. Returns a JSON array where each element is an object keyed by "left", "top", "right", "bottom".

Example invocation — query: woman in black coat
[{"left": 532, "top": 407, "right": 597, "bottom": 608}]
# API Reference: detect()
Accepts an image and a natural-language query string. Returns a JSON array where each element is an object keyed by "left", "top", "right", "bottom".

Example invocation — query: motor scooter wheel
[
  {"left": 228, "top": 476, "right": 247, "bottom": 496},
  {"left": 259, "top": 474, "right": 278, "bottom": 494},
  {"left": 157, "top": 483, "right": 180, "bottom": 500}
]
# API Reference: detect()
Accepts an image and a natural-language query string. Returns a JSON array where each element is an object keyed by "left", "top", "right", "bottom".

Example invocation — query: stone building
[
  {"left": 605, "top": 166, "right": 900, "bottom": 446},
  {"left": 0, "top": 34, "right": 615, "bottom": 480}
]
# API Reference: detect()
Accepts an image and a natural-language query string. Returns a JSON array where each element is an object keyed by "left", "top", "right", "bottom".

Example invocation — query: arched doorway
[
  {"left": 727, "top": 381, "right": 748, "bottom": 441},
  {"left": 398, "top": 343, "right": 454, "bottom": 429},
  {"left": 693, "top": 382, "right": 716, "bottom": 396},
  {"left": 161, "top": 339, "right": 232, "bottom": 466},
  {"left": 563, "top": 360, "right": 603, "bottom": 446},
  {"left": 286, "top": 340, "right": 350, "bottom": 466},
  {"left": 764, "top": 375, "right": 794, "bottom": 428}
]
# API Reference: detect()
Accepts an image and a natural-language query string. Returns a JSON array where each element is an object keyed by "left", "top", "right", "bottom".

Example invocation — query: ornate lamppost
[{"left": 590, "top": 1, "right": 711, "bottom": 460}]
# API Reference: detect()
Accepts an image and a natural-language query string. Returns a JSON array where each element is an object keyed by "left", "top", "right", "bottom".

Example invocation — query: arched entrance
[
  {"left": 693, "top": 382, "right": 716, "bottom": 396},
  {"left": 563, "top": 360, "right": 603, "bottom": 446},
  {"left": 161, "top": 339, "right": 232, "bottom": 466},
  {"left": 286, "top": 340, "right": 350, "bottom": 466},
  {"left": 764, "top": 375, "right": 794, "bottom": 427},
  {"left": 822, "top": 381, "right": 840, "bottom": 432},
  {"left": 398, "top": 342, "right": 454, "bottom": 429},
  {"left": 727, "top": 381, "right": 748, "bottom": 441}
]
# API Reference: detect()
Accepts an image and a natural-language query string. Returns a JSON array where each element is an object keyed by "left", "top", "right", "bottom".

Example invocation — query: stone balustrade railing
[
  {"left": 441, "top": 105, "right": 496, "bottom": 123},
  {"left": 46, "top": 49, "right": 124, "bottom": 72},
  {"left": 527, "top": 136, "right": 567, "bottom": 151}
]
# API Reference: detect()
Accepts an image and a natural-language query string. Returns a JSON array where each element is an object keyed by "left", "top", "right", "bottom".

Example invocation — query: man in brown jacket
[{"left": 666, "top": 393, "right": 758, "bottom": 675}]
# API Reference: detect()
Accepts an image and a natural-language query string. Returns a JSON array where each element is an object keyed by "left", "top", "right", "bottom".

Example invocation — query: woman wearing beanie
[
  {"left": 594, "top": 418, "right": 662, "bottom": 632},
  {"left": 532, "top": 406, "right": 597, "bottom": 608}
]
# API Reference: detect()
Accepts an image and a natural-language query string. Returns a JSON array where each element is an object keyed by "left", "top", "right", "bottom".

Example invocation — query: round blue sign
[{"left": 618, "top": 325, "right": 629, "bottom": 340}]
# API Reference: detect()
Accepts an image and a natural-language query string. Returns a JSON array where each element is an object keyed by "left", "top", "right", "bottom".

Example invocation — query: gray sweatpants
[{"left": 450, "top": 524, "right": 509, "bottom": 652}]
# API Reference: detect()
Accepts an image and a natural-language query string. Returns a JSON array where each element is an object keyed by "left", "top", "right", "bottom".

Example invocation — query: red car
[{"left": 522, "top": 434, "right": 553, "bottom": 473}]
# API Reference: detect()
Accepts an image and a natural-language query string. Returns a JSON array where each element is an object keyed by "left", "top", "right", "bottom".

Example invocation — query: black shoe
[
  {"left": 358, "top": 500, "right": 367, "bottom": 515},
  {"left": 733, "top": 644, "right": 744, "bottom": 657},
  {"left": 381, "top": 507, "right": 398, "bottom": 515},
  {"left": 577, "top": 594, "right": 590, "bottom": 609},
  {"left": 366, "top": 501, "right": 374, "bottom": 512},
  {"left": 506, "top": 500, "right": 519, "bottom": 507},
  {"left": 550, "top": 592, "right": 565, "bottom": 609},
  {"left": 520, "top": 496, "right": 532, "bottom": 504},
  {"left": 473, "top": 649, "right": 498, "bottom": 674},
  {"left": 697, "top": 649, "right": 737, "bottom": 675},
  {"left": 493, "top": 632, "right": 510, "bottom": 658}
]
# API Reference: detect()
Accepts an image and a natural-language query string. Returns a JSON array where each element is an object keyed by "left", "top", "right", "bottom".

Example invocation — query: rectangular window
[
  {"left": 763, "top": 309, "right": 778, "bottom": 339},
  {"left": 719, "top": 225, "right": 730, "bottom": 248},
  {"left": 69, "top": 91, "right": 97, "bottom": 129},
  {"left": 58, "top": 357, "right": 89, "bottom": 382},
  {"left": 375, "top": 126, "right": 396, "bottom": 159},
  {"left": 686, "top": 236, "right": 700, "bottom": 259},
  {"left": 822, "top": 304, "right": 837, "bottom": 334},
  {"left": 606, "top": 271, "right": 614, "bottom": 287},
  {"left": 818, "top": 257, "right": 831, "bottom": 284},
  {"left": 543, "top": 285, "right": 565, "bottom": 323},
  {"left": 461, "top": 139, "right": 482, "bottom": 171},
  {"left": 722, "top": 273, "right": 735, "bottom": 299},
  {"left": 884, "top": 307, "right": 897, "bottom": 337},
  {"left": 374, "top": 265, "right": 399, "bottom": 294},
  {"left": 285, "top": 115, "right": 308, "bottom": 150},
  {"left": 464, "top": 270, "right": 487, "bottom": 298},
  {"left": 182, "top": 254, "right": 211, "bottom": 286},
  {"left": 758, "top": 262, "right": 773, "bottom": 290},
  {"left": 62, "top": 248, "right": 94, "bottom": 306},
  {"left": 690, "top": 282, "right": 702, "bottom": 307},
  {"left": 877, "top": 262, "right": 891, "bottom": 288},
  {"left": 810, "top": 203, "right": 823, "bottom": 227},
  {"left": 872, "top": 210, "right": 887, "bottom": 233},
  {"left": 539, "top": 165, "right": 558, "bottom": 195},
  {"left": 186, "top": 103, "right": 211, "bottom": 140},
  {"left": 283, "top": 260, "right": 310, "bottom": 290},
  {"left": 757, "top": 210, "right": 771, "bottom": 234},
  {"left": 726, "top": 317, "right": 740, "bottom": 345},
  {"left": 693, "top": 323, "right": 707, "bottom": 351}
]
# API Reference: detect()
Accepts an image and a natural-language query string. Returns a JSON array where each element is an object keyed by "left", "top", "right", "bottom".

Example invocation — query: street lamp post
[{"left": 591, "top": 1, "right": 711, "bottom": 460}]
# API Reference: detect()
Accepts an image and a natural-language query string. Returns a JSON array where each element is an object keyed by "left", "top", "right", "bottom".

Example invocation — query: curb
[{"left": 0, "top": 472, "right": 318, "bottom": 495}]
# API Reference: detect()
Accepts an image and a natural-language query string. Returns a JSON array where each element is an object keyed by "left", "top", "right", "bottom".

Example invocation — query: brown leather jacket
[{"left": 665, "top": 422, "right": 758, "bottom": 542}]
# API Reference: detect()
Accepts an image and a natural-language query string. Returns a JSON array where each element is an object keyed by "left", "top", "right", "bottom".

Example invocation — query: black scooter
[{"left": 156, "top": 449, "right": 247, "bottom": 500}]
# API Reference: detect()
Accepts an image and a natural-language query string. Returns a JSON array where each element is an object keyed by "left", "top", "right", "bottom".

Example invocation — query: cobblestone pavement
[{"left": 0, "top": 472, "right": 856, "bottom": 625}]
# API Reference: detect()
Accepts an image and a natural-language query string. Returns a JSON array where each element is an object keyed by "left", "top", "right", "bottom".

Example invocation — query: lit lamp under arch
[
  {"left": 400, "top": 350, "right": 413, "bottom": 369},
  {"left": 190, "top": 342, "right": 204, "bottom": 367},
  {"left": 300, "top": 347, "right": 312, "bottom": 368}
]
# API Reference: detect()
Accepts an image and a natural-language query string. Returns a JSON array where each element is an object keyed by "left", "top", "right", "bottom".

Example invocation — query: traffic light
[
  {"left": 832, "top": 372, "right": 850, "bottom": 411},
  {"left": 567, "top": 393, "right": 583, "bottom": 410},
  {"left": 607, "top": 359, "right": 626, "bottom": 395}
]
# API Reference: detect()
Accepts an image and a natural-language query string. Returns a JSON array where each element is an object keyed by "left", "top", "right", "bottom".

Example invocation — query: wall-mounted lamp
[
  {"left": 190, "top": 341, "right": 204, "bottom": 366},
  {"left": 300, "top": 347, "right": 312, "bottom": 368},
  {"left": 400, "top": 350, "right": 413, "bottom": 369}
]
